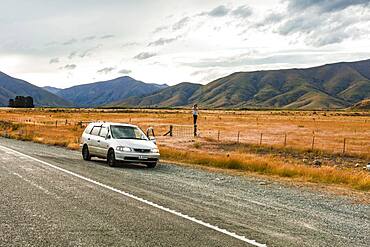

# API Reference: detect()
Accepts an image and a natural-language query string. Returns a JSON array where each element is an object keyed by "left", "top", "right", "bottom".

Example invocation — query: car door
[
  {"left": 96, "top": 126, "right": 109, "bottom": 158},
  {"left": 89, "top": 125, "right": 101, "bottom": 155},
  {"left": 83, "top": 124, "right": 94, "bottom": 147}
]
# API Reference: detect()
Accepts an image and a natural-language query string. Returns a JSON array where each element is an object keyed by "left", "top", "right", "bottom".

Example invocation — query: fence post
[
  {"left": 343, "top": 138, "right": 346, "bottom": 154},
  {"left": 311, "top": 134, "right": 315, "bottom": 150},
  {"left": 259, "top": 133, "right": 263, "bottom": 145},
  {"left": 237, "top": 131, "right": 240, "bottom": 143},
  {"left": 163, "top": 125, "right": 173, "bottom": 137},
  {"left": 217, "top": 130, "right": 220, "bottom": 142},
  {"left": 55, "top": 121, "right": 58, "bottom": 128},
  {"left": 284, "top": 133, "right": 287, "bottom": 147}
]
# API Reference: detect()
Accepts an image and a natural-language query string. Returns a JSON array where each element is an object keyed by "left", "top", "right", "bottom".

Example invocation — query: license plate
[{"left": 139, "top": 156, "right": 148, "bottom": 160}]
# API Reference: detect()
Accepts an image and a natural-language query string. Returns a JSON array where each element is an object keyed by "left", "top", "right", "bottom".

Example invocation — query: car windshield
[{"left": 110, "top": 125, "right": 148, "bottom": 140}]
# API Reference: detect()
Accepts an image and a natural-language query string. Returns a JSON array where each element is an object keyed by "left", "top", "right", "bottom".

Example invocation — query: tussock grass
[
  {"left": 160, "top": 147, "right": 370, "bottom": 191},
  {"left": 0, "top": 121, "right": 81, "bottom": 150}
]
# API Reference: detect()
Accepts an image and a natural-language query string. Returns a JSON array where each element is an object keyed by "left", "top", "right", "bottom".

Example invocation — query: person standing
[{"left": 192, "top": 104, "right": 198, "bottom": 136}]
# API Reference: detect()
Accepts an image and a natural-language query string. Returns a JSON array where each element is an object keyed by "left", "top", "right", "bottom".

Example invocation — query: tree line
[{"left": 8, "top": 96, "right": 34, "bottom": 108}]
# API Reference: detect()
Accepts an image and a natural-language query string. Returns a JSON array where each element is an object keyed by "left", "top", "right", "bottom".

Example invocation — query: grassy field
[{"left": 0, "top": 108, "right": 369, "bottom": 191}]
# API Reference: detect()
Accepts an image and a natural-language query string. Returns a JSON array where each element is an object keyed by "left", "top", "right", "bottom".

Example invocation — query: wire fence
[{"left": 148, "top": 124, "right": 370, "bottom": 156}]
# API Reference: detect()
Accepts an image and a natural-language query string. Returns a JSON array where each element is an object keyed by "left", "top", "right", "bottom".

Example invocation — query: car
[{"left": 80, "top": 122, "right": 160, "bottom": 168}]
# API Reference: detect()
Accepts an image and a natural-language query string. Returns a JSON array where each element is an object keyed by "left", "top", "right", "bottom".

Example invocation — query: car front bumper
[{"left": 115, "top": 151, "right": 160, "bottom": 163}]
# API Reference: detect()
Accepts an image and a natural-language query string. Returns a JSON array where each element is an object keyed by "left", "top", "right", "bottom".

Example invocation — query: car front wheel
[
  {"left": 107, "top": 149, "right": 117, "bottom": 167},
  {"left": 82, "top": 145, "right": 91, "bottom": 161}
]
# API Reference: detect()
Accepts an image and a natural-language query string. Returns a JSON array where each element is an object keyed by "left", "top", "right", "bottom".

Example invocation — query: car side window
[
  {"left": 90, "top": 126, "right": 101, "bottom": 136},
  {"left": 84, "top": 124, "right": 93, "bottom": 134},
  {"left": 99, "top": 127, "right": 108, "bottom": 137}
]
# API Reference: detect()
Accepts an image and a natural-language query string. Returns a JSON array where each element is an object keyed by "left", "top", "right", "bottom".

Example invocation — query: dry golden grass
[
  {"left": 0, "top": 108, "right": 369, "bottom": 191},
  {"left": 0, "top": 108, "right": 368, "bottom": 156},
  {"left": 160, "top": 146, "right": 370, "bottom": 191}
]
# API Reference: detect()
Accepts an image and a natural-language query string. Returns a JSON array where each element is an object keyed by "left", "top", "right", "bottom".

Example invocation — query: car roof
[{"left": 89, "top": 122, "right": 137, "bottom": 128}]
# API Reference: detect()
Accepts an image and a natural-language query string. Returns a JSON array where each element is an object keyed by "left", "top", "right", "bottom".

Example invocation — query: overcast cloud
[{"left": 0, "top": 0, "right": 369, "bottom": 88}]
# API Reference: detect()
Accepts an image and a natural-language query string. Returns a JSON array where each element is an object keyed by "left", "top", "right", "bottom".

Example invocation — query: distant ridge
[
  {"left": 115, "top": 59, "right": 370, "bottom": 109},
  {"left": 43, "top": 86, "right": 62, "bottom": 95},
  {"left": 0, "top": 71, "right": 72, "bottom": 107},
  {"left": 56, "top": 76, "right": 167, "bottom": 107},
  {"left": 112, "top": 82, "right": 202, "bottom": 107},
  {"left": 2, "top": 59, "right": 370, "bottom": 109}
]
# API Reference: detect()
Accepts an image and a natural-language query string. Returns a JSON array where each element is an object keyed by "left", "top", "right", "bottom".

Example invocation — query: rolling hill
[
  {"left": 56, "top": 76, "right": 167, "bottom": 107},
  {"left": 351, "top": 98, "right": 370, "bottom": 110},
  {"left": 112, "top": 82, "right": 202, "bottom": 107},
  {"left": 116, "top": 59, "right": 370, "bottom": 109},
  {"left": 43, "top": 86, "right": 62, "bottom": 95},
  {"left": 0, "top": 71, "right": 72, "bottom": 107}
]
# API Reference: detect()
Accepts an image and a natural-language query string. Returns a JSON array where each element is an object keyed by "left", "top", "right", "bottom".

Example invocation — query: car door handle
[{"left": 97, "top": 140, "right": 100, "bottom": 143}]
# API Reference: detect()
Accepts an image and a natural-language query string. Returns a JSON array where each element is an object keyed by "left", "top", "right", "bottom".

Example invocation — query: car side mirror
[
  {"left": 106, "top": 134, "right": 111, "bottom": 140},
  {"left": 149, "top": 136, "right": 156, "bottom": 144}
]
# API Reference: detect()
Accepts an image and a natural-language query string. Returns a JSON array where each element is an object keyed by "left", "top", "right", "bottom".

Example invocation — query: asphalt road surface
[{"left": 0, "top": 138, "right": 369, "bottom": 247}]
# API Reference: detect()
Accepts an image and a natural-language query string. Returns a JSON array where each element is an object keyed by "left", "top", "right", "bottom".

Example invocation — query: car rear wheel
[
  {"left": 107, "top": 149, "right": 116, "bottom": 167},
  {"left": 82, "top": 145, "right": 91, "bottom": 161},
  {"left": 146, "top": 162, "right": 157, "bottom": 168}
]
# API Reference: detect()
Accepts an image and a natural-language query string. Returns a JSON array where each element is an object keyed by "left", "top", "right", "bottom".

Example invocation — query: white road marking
[
  {"left": 0, "top": 145, "right": 267, "bottom": 247},
  {"left": 12, "top": 172, "right": 56, "bottom": 197}
]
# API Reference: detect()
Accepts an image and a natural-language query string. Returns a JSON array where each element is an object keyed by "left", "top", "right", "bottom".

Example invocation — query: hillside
[
  {"left": 56, "top": 76, "right": 167, "bottom": 107},
  {"left": 117, "top": 59, "right": 370, "bottom": 109},
  {"left": 113, "top": 82, "right": 202, "bottom": 107},
  {"left": 43, "top": 86, "right": 62, "bottom": 95},
  {"left": 351, "top": 99, "right": 370, "bottom": 110},
  {"left": 0, "top": 71, "right": 72, "bottom": 107}
]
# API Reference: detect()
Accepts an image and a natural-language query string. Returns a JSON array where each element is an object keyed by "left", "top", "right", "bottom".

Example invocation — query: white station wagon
[{"left": 80, "top": 122, "right": 160, "bottom": 168}]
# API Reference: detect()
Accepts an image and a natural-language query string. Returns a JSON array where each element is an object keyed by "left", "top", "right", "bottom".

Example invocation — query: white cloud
[
  {"left": 148, "top": 36, "right": 181, "bottom": 46},
  {"left": 60, "top": 64, "right": 77, "bottom": 70},
  {"left": 1, "top": 0, "right": 370, "bottom": 88},
  {"left": 202, "top": 5, "right": 230, "bottom": 17},
  {"left": 97, "top": 67, "right": 115, "bottom": 74},
  {"left": 231, "top": 5, "right": 252, "bottom": 18},
  {"left": 118, "top": 69, "right": 132, "bottom": 74},
  {"left": 134, "top": 52, "right": 157, "bottom": 60},
  {"left": 49, "top": 58, "right": 59, "bottom": 64},
  {"left": 172, "top": 17, "right": 191, "bottom": 31}
]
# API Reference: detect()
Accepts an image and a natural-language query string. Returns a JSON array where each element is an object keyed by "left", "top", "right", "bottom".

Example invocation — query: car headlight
[
  {"left": 151, "top": 148, "right": 159, "bottom": 153},
  {"left": 116, "top": 146, "right": 132, "bottom": 152}
]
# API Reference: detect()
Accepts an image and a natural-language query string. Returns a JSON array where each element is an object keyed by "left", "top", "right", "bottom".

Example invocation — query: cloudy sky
[{"left": 1, "top": 0, "right": 370, "bottom": 88}]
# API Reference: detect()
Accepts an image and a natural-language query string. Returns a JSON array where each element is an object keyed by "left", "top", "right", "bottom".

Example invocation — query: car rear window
[
  {"left": 84, "top": 124, "right": 94, "bottom": 134},
  {"left": 90, "top": 126, "right": 101, "bottom": 136}
]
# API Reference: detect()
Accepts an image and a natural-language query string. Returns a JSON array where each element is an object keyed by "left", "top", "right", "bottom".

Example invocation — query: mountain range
[
  {"left": 1, "top": 59, "right": 369, "bottom": 109},
  {"left": 115, "top": 59, "right": 370, "bottom": 109},
  {"left": 0, "top": 71, "right": 71, "bottom": 107},
  {"left": 53, "top": 77, "right": 166, "bottom": 107},
  {"left": 43, "top": 86, "right": 62, "bottom": 95}
]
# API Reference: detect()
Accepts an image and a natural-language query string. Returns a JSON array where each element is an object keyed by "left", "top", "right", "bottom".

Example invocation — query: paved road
[{"left": 0, "top": 138, "right": 369, "bottom": 247}]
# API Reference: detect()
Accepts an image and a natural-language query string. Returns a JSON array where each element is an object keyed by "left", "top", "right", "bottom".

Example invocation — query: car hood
[{"left": 111, "top": 139, "right": 157, "bottom": 149}]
